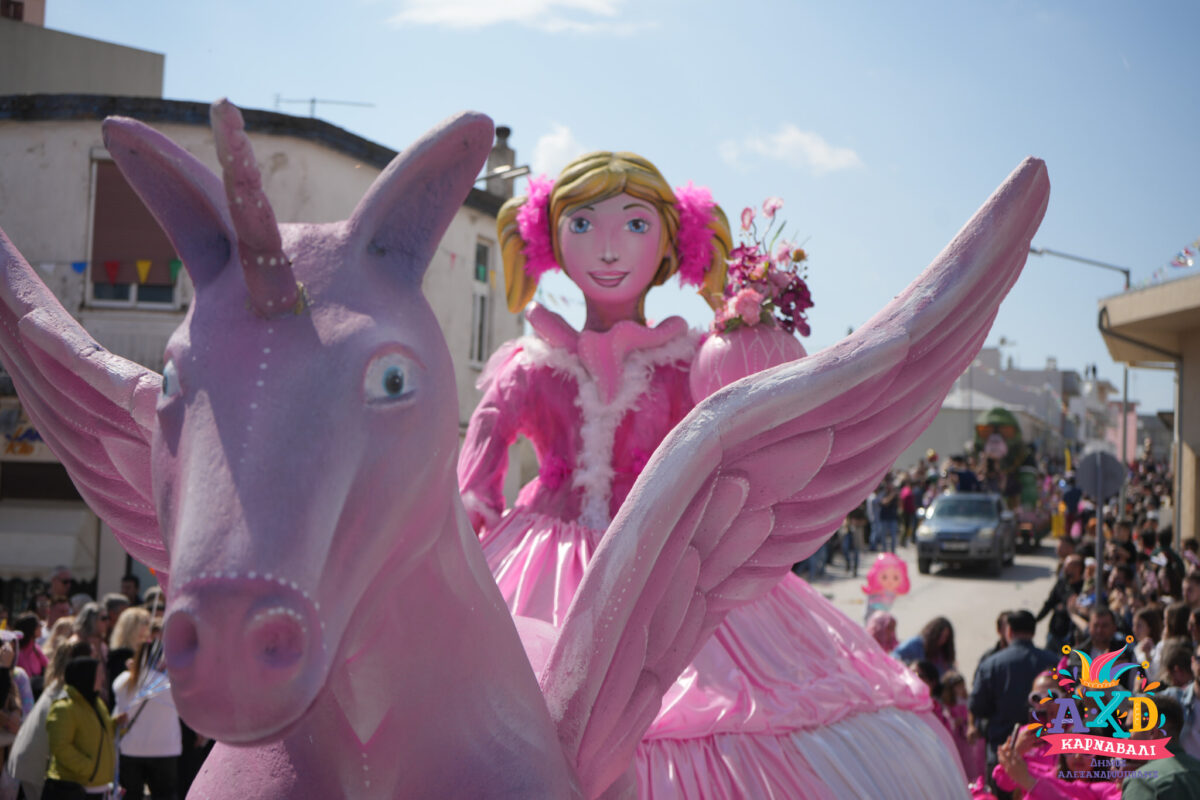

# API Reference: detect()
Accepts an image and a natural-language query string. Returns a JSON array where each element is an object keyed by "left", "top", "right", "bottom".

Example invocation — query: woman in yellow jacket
[{"left": 42, "top": 657, "right": 122, "bottom": 799}]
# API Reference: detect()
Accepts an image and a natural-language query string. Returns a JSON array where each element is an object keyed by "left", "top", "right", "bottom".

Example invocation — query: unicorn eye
[
  {"left": 363, "top": 352, "right": 416, "bottom": 404},
  {"left": 162, "top": 360, "right": 181, "bottom": 398}
]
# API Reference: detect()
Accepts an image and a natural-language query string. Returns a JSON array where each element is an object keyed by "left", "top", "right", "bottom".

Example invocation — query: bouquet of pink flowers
[{"left": 713, "top": 197, "right": 814, "bottom": 336}]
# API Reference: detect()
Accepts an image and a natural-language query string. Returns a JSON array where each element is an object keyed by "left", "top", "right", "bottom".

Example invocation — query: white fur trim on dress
[{"left": 519, "top": 332, "right": 699, "bottom": 530}]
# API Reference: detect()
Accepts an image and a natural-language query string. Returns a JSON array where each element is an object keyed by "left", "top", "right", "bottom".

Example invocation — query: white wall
[{"left": 893, "top": 405, "right": 1060, "bottom": 476}]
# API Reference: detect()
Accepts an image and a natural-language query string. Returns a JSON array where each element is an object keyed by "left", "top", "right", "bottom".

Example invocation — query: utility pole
[{"left": 1028, "top": 247, "right": 1132, "bottom": 522}]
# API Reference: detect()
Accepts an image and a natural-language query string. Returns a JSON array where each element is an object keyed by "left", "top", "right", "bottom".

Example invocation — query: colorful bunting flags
[
  {"left": 27, "top": 259, "right": 192, "bottom": 284},
  {"left": 1126, "top": 236, "right": 1200, "bottom": 289},
  {"left": 1167, "top": 237, "right": 1200, "bottom": 269}
]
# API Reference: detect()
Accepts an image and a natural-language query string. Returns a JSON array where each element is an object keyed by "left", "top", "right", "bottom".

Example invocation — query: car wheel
[
  {"left": 918, "top": 557, "right": 931, "bottom": 574},
  {"left": 1004, "top": 535, "right": 1015, "bottom": 565},
  {"left": 989, "top": 547, "right": 1003, "bottom": 576}
]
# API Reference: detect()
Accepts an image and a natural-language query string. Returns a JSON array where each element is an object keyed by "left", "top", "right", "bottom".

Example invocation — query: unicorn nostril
[
  {"left": 163, "top": 611, "right": 200, "bottom": 671},
  {"left": 246, "top": 607, "right": 307, "bottom": 671}
]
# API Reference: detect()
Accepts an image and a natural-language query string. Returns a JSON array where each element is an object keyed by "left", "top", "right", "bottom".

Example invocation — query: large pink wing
[
  {"left": 543, "top": 157, "right": 1050, "bottom": 798},
  {"left": 0, "top": 229, "right": 167, "bottom": 576}
]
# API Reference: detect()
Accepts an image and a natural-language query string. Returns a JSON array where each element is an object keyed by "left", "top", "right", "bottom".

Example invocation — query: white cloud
[
  {"left": 720, "top": 124, "right": 864, "bottom": 175},
  {"left": 530, "top": 123, "right": 588, "bottom": 178},
  {"left": 717, "top": 140, "right": 742, "bottom": 168},
  {"left": 388, "top": 0, "right": 643, "bottom": 34}
]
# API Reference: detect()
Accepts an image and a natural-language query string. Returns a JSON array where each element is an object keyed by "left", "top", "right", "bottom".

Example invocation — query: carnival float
[{"left": 0, "top": 100, "right": 1048, "bottom": 798}]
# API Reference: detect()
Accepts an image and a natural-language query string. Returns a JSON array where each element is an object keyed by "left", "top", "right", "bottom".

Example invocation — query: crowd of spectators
[
  {"left": 0, "top": 568, "right": 204, "bottom": 799},
  {"left": 853, "top": 442, "right": 1200, "bottom": 799},
  {"left": 0, "top": 441, "right": 1186, "bottom": 798}
]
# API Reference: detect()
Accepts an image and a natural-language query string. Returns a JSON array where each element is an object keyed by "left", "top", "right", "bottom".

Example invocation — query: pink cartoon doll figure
[
  {"left": 458, "top": 151, "right": 733, "bottom": 586},
  {"left": 863, "top": 552, "right": 911, "bottom": 620},
  {"left": 458, "top": 153, "right": 947, "bottom": 798}
]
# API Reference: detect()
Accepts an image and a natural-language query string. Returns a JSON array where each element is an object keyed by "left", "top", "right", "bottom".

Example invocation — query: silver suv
[{"left": 915, "top": 493, "right": 1016, "bottom": 576}]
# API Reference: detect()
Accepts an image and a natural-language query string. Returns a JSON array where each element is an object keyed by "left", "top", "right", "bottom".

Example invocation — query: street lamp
[
  {"left": 1028, "top": 246, "right": 1132, "bottom": 523},
  {"left": 1029, "top": 248, "right": 1131, "bottom": 288}
]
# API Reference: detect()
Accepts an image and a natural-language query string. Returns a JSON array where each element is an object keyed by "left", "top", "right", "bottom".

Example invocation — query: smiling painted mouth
[{"left": 589, "top": 271, "right": 628, "bottom": 288}]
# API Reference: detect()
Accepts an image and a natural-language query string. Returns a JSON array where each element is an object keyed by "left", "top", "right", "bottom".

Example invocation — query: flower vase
[{"left": 689, "top": 322, "right": 806, "bottom": 401}]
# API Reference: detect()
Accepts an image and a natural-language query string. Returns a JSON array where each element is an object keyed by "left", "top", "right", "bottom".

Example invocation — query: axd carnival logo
[{"left": 1025, "top": 637, "right": 1172, "bottom": 760}]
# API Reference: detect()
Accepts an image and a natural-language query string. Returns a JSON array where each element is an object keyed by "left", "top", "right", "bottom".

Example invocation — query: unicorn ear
[
  {"left": 102, "top": 116, "right": 236, "bottom": 288},
  {"left": 348, "top": 112, "right": 493, "bottom": 283}
]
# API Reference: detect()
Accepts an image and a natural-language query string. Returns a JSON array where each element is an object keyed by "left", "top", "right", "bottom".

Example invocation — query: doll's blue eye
[
  {"left": 627, "top": 218, "right": 649, "bottom": 234},
  {"left": 568, "top": 217, "right": 591, "bottom": 233}
]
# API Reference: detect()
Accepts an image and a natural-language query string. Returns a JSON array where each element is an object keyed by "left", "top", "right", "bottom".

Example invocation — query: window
[
  {"left": 469, "top": 240, "right": 493, "bottom": 364},
  {"left": 475, "top": 241, "right": 490, "bottom": 283},
  {"left": 469, "top": 291, "right": 490, "bottom": 365},
  {"left": 87, "top": 160, "right": 183, "bottom": 308},
  {"left": 0, "top": 1, "right": 24, "bottom": 21}
]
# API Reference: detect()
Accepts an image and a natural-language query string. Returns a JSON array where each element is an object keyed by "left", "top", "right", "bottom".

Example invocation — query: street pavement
[{"left": 809, "top": 539, "right": 1061, "bottom": 683}]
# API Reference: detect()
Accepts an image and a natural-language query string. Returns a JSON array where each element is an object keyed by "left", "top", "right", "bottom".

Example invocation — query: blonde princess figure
[{"left": 458, "top": 152, "right": 960, "bottom": 798}]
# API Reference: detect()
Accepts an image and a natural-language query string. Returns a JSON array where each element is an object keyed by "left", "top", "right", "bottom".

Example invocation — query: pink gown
[{"left": 459, "top": 304, "right": 963, "bottom": 798}]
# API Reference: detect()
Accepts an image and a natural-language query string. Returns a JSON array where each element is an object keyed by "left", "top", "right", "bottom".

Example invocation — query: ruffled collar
[{"left": 526, "top": 303, "right": 690, "bottom": 403}]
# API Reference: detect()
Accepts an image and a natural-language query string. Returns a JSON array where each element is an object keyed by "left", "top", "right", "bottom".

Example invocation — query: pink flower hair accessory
[
  {"left": 516, "top": 174, "right": 558, "bottom": 280},
  {"left": 673, "top": 181, "right": 718, "bottom": 287}
]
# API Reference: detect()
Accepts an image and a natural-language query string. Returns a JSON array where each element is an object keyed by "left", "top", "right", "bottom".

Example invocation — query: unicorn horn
[{"left": 210, "top": 99, "right": 304, "bottom": 317}]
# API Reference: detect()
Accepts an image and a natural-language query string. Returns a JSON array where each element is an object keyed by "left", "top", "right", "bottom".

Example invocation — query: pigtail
[
  {"left": 497, "top": 197, "right": 539, "bottom": 313},
  {"left": 698, "top": 204, "right": 732, "bottom": 310}
]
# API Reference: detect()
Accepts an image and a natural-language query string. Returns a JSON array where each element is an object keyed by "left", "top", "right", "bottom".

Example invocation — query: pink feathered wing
[
  {"left": 0, "top": 231, "right": 168, "bottom": 584},
  {"left": 544, "top": 157, "right": 1050, "bottom": 798}
]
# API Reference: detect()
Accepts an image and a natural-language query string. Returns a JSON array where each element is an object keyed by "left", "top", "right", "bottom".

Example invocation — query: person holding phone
[{"left": 969, "top": 610, "right": 1058, "bottom": 797}]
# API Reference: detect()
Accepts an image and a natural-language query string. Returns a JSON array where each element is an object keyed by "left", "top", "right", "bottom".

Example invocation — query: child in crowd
[
  {"left": 865, "top": 611, "right": 898, "bottom": 653},
  {"left": 939, "top": 671, "right": 985, "bottom": 782}
]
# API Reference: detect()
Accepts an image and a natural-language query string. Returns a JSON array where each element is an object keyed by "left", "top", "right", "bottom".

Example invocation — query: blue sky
[{"left": 44, "top": 0, "right": 1198, "bottom": 413}]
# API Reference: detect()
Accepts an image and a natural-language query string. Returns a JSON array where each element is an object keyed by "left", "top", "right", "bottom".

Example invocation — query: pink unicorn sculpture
[{"left": 0, "top": 100, "right": 1048, "bottom": 799}]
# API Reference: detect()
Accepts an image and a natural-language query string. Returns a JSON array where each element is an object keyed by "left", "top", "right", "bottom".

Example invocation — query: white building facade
[{"left": 891, "top": 347, "right": 1116, "bottom": 474}]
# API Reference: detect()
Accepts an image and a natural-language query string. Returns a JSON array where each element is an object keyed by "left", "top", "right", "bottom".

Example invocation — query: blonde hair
[
  {"left": 42, "top": 616, "right": 75, "bottom": 664},
  {"left": 109, "top": 606, "right": 151, "bottom": 651},
  {"left": 498, "top": 151, "right": 731, "bottom": 314}
]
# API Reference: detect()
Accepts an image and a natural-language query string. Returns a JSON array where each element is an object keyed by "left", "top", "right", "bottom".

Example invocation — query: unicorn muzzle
[{"left": 163, "top": 574, "right": 326, "bottom": 742}]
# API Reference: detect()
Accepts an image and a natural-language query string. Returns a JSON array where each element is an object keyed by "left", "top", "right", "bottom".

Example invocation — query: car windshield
[{"left": 930, "top": 496, "right": 997, "bottom": 520}]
